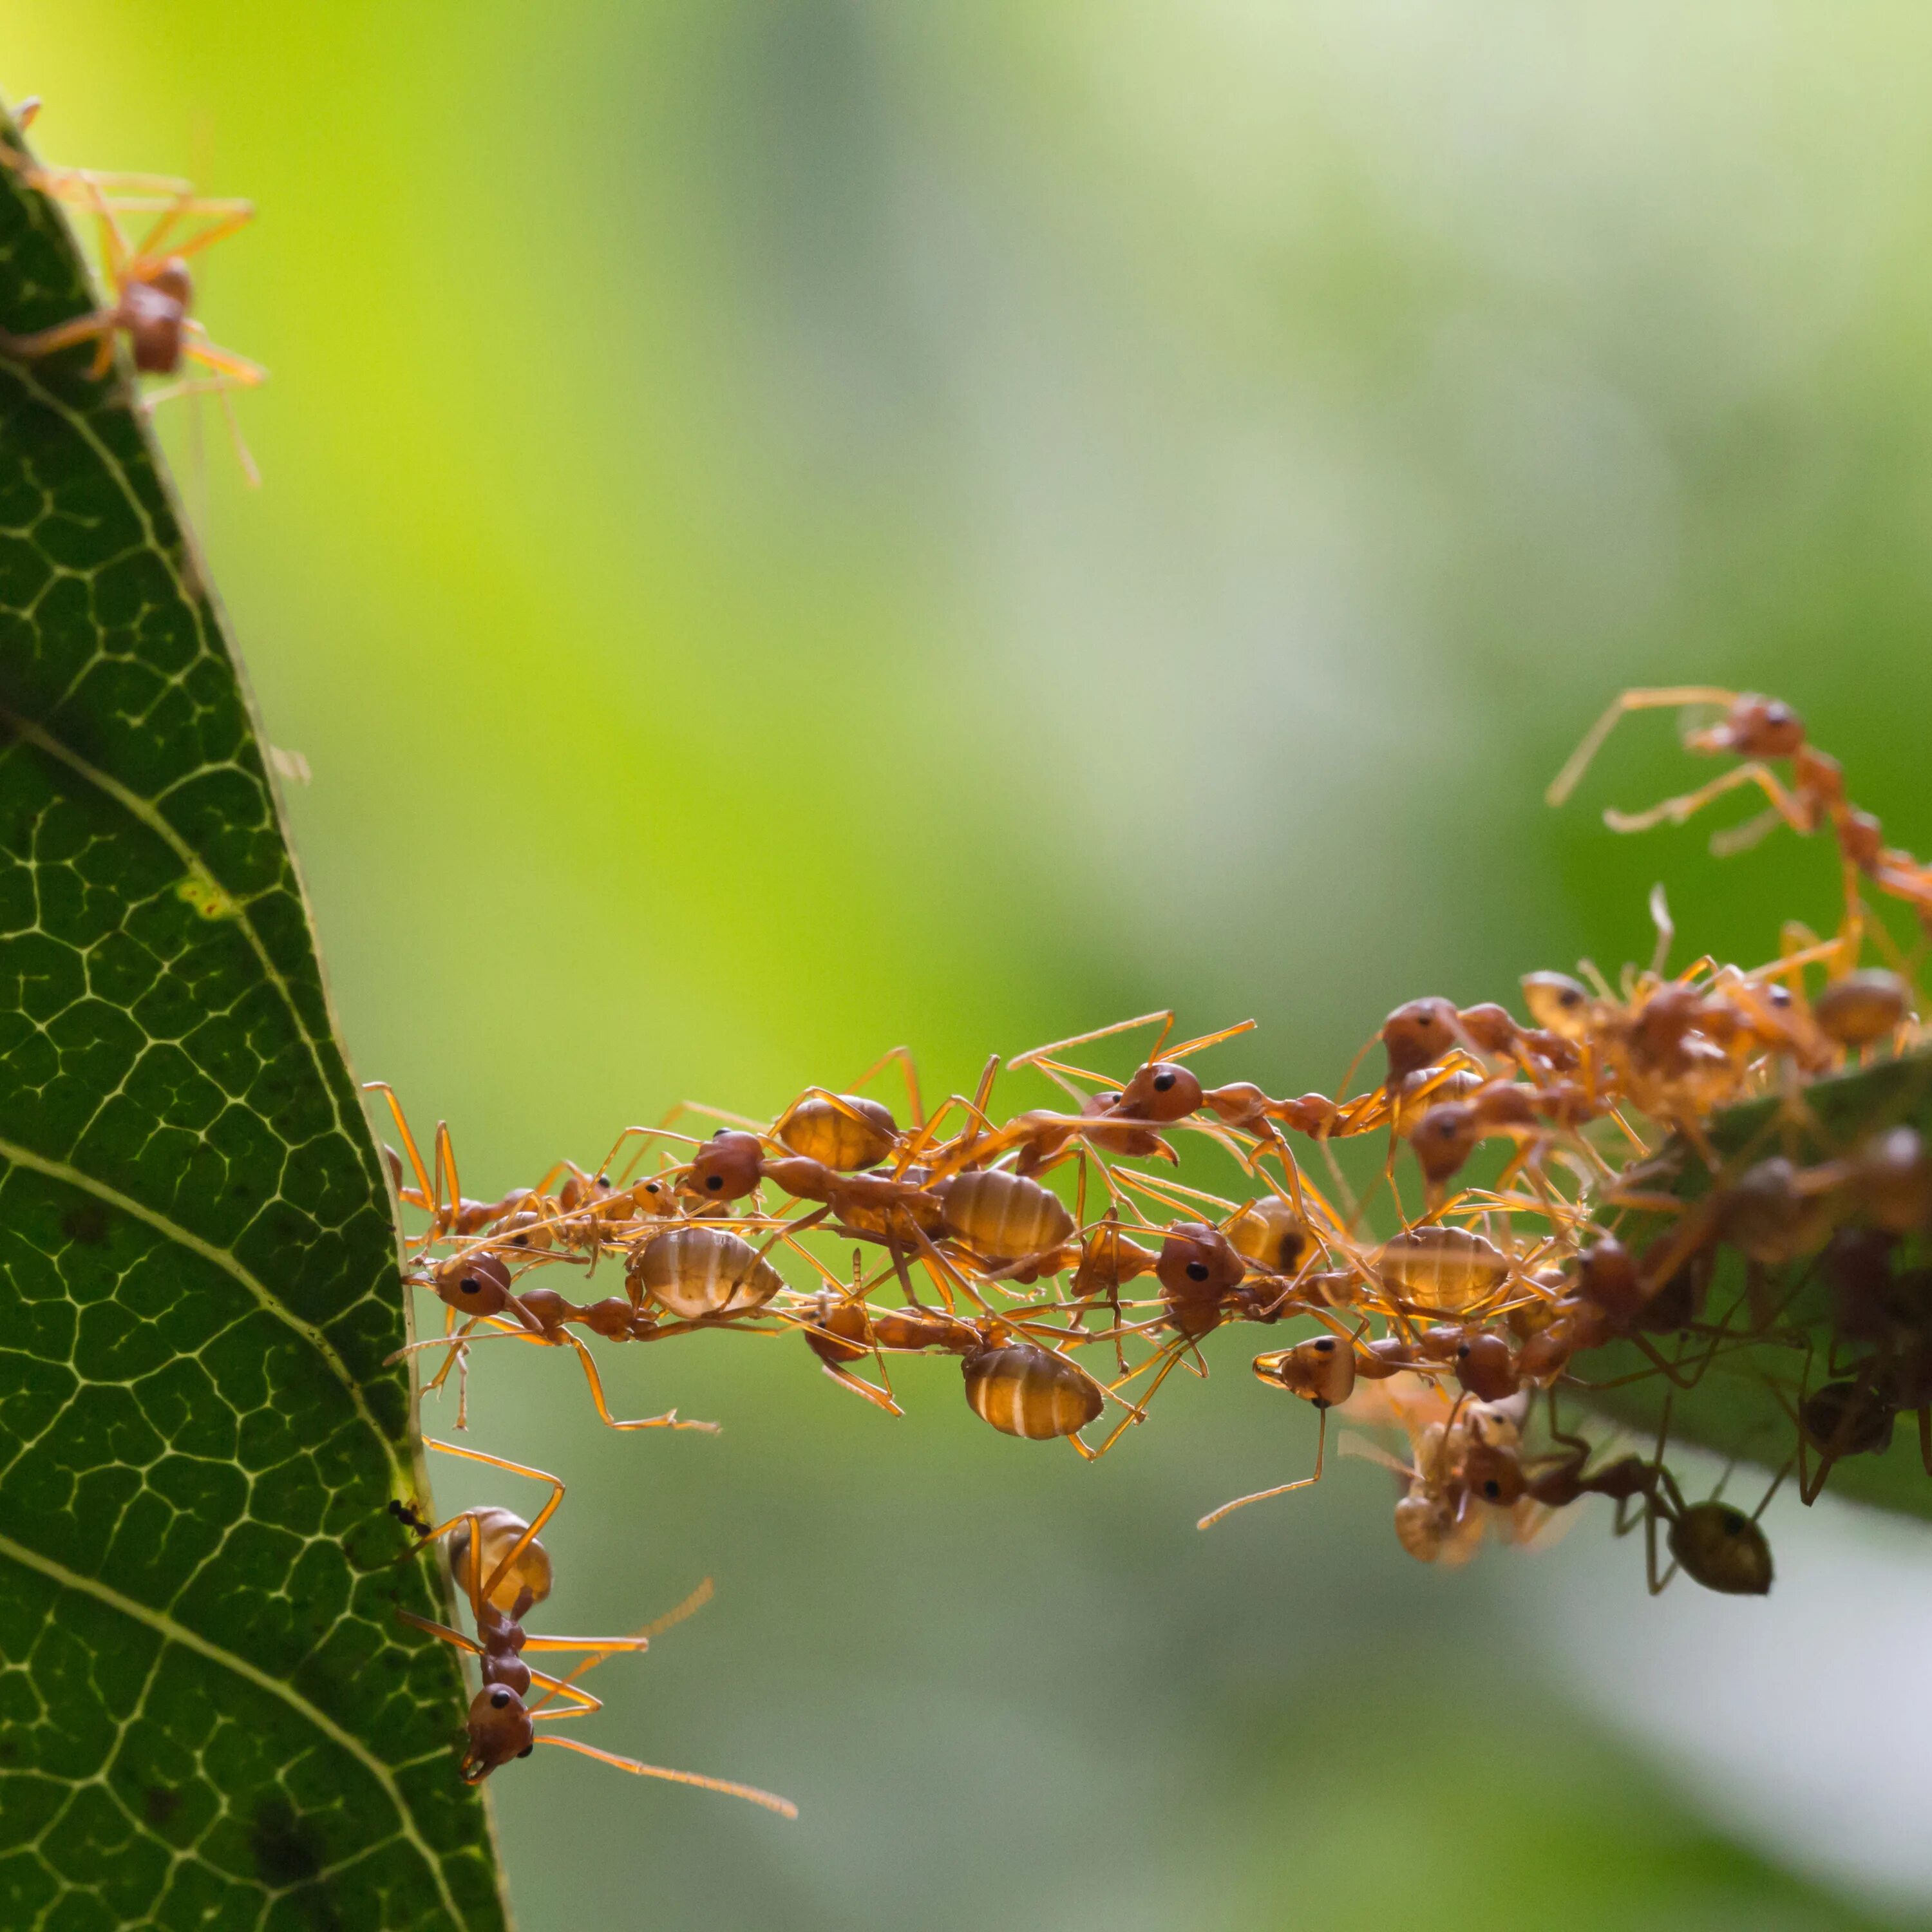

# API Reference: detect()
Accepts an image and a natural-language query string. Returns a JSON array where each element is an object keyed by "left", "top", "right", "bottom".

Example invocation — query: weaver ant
[
  {"left": 399, "top": 1439, "right": 797, "bottom": 1812},
  {"left": 0, "top": 117, "right": 264, "bottom": 477},
  {"left": 1548, "top": 686, "right": 1932, "bottom": 935}
]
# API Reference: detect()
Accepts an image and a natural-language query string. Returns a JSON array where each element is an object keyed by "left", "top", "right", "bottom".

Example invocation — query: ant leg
[
  {"left": 562, "top": 1332, "right": 719, "bottom": 1434},
  {"left": 1643, "top": 1493, "right": 1677, "bottom": 1596},
  {"left": 1709, "top": 806, "right": 1786, "bottom": 859},
  {"left": 431, "top": 1123, "right": 462, "bottom": 1234},
  {"left": 134, "top": 194, "right": 254, "bottom": 267},
  {"left": 1010, "top": 1012, "right": 1175, "bottom": 1072},
  {"left": 1164, "top": 1018, "right": 1260, "bottom": 1063},
  {"left": 363, "top": 1083, "right": 434, "bottom": 1210},
  {"left": 839, "top": 1045, "right": 925, "bottom": 1128},
  {"left": 533, "top": 1737, "right": 797, "bottom": 1817},
  {"left": 1604, "top": 762, "right": 1808, "bottom": 838},
  {"left": 1077, "top": 1342, "right": 1186, "bottom": 1459},
  {"left": 0, "top": 310, "right": 114, "bottom": 362},
  {"left": 816, "top": 1359, "right": 904, "bottom": 1416},
  {"left": 73, "top": 174, "right": 131, "bottom": 288},
  {"left": 1545, "top": 686, "right": 1743, "bottom": 807},
  {"left": 1197, "top": 1410, "right": 1329, "bottom": 1528},
  {"left": 395, "top": 1607, "right": 483, "bottom": 1656}
]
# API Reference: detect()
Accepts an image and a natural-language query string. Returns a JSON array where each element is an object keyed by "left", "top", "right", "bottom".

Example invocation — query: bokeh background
[{"left": 9, "top": 5, "right": 1932, "bottom": 1926}]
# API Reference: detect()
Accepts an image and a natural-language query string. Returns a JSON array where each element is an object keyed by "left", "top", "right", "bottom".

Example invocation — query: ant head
[
  {"left": 1520, "top": 972, "right": 1591, "bottom": 1041},
  {"left": 802, "top": 1294, "right": 873, "bottom": 1365},
  {"left": 1155, "top": 1222, "right": 1245, "bottom": 1305},
  {"left": 462, "top": 1685, "right": 536, "bottom": 1779},
  {"left": 1841, "top": 807, "right": 1886, "bottom": 869},
  {"left": 1253, "top": 1335, "right": 1355, "bottom": 1408},
  {"left": 681, "top": 1131, "right": 764, "bottom": 1202},
  {"left": 1452, "top": 1331, "right": 1519, "bottom": 1404},
  {"left": 1667, "top": 1502, "right": 1772, "bottom": 1596},
  {"left": 1381, "top": 998, "right": 1459, "bottom": 1083},
  {"left": 431, "top": 1251, "right": 514, "bottom": 1315},
  {"left": 1116, "top": 1060, "right": 1203, "bottom": 1124},
  {"left": 1721, "top": 694, "right": 1805, "bottom": 759}
]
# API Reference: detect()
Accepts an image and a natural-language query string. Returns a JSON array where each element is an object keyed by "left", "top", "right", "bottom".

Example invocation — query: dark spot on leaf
[
  {"left": 252, "top": 1797, "right": 327, "bottom": 1887},
  {"left": 144, "top": 1785, "right": 183, "bottom": 1826},
  {"left": 61, "top": 1202, "right": 111, "bottom": 1245}
]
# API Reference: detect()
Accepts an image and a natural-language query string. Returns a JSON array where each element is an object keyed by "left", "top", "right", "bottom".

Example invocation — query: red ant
[
  {"left": 399, "top": 1440, "right": 797, "bottom": 1813},
  {"left": 0, "top": 116, "right": 264, "bottom": 478},
  {"left": 1548, "top": 687, "right": 1932, "bottom": 936}
]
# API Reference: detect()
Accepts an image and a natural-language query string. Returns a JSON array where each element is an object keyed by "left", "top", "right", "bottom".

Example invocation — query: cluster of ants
[
  {"left": 372, "top": 690, "right": 1931, "bottom": 1812},
  {"left": 28, "top": 104, "right": 1924, "bottom": 1830},
  {"left": 11, "top": 120, "right": 1919, "bottom": 1803}
]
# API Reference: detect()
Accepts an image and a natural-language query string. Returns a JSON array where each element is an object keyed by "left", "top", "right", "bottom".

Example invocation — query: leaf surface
[
  {"left": 1578, "top": 1045, "right": 1932, "bottom": 1521},
  {"left": 0, "top": 126, "right": 510, "bottom": 1931}
]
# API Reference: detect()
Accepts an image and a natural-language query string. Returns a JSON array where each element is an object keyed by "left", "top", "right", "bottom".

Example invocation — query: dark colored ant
[{"left": 389, "top": 1499, "right": 433, "bottom": 1538}]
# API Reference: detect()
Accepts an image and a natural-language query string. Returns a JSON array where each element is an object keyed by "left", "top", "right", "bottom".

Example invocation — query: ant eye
[
  {"left": 517, "top": 1745, "right": 534, "bottom": 1758},
  {"left": 490, "top": 1690, "right": 511, "bottom": 1707},
  {"left": 598, "top": 1174, "right": 611, "bottom": 1186},
  {"left": 707, "top": 1175, "right": 723, "bottom": 1189},
  {"left": 1186, "top": 1262, "right": 1210, "bottom": 1282},
  {"left": 1313, "top": 1338, "right": 1334, "bottom": 1352},
  {"left": 1483, "top": 1481, "right": 1501, "bottom": 1499},
  {"left": 460, "top": 1277, "right": 480, "bottom": 1294},
  {"left": 1153, "top": 1072, "right": 1175, "bottom": 1091}
]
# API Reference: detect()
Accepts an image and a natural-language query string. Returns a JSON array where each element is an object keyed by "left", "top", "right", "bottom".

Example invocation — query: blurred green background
[{"left": 10, "top": 3, "right": 1932, "bottom": 1925}]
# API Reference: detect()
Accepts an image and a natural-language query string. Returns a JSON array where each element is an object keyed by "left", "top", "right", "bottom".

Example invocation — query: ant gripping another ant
[{"left": 357, "top": 704, "right": 1932, "bottom": 1598}]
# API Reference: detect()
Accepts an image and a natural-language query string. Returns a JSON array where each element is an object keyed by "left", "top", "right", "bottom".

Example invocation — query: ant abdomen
[
  {"left": 777, "top": 1094, "right": 898, "bottom": 1170},
  {"left": 938, "top": 1170, "right": 1075, "bottom": 1263},
  {"left": 630, "top": 1226, "right": 785, "bottom": 1321},
  {"left": 962, "top": 1338, "right": 1103, "bottom": 1441}
]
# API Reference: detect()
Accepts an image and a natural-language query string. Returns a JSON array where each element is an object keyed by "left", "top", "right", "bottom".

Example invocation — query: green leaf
[
  {"left": 0, "top": 126, "right": 511, "bottom": 1929},
  {"left": 1577, "top": 1045, "right": 1932, "bottom": 1520}
]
